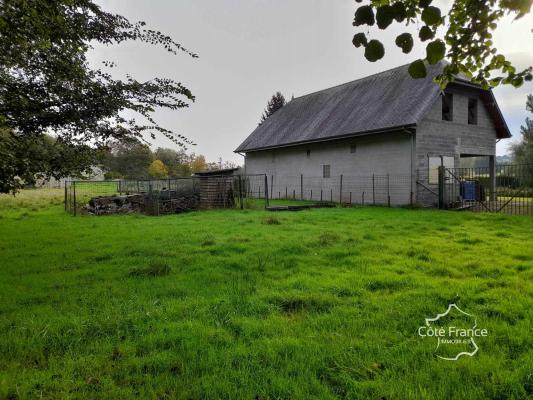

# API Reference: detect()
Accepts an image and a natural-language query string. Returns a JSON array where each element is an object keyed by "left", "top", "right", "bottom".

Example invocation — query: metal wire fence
[
  {"left": 65, "top": 173, "right": 418, "bottom": 216},
  {"left": 442, "top": 164, "right": 533, "bottom": 216},
  {"left": 266, "top": 173, "right": 412, "bottom": 206},
  {"left": 61, "top": 166, "right": 533, "bottom": 216},
  {"left": 65, "top": 175, "right": 269, "bottom": 216}
]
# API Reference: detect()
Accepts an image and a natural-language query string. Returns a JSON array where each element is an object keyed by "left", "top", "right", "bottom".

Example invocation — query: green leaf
[
  {"left": 500, "top": 0, "right": 532, "bottom": 16},
  {"left": 364, "top": 40, "right": 385, "bottom": 62},
  {"left": 376, "top": 5, "right": 394, "bottom": 29},
  {"left": 421, "top": 6, "right": 442, "bottom": 26},
  {"left": 353, "top": 6, "right": 375, "bottom": 26},
  {"left": 395, "top": 33, "right": 413, "bottom": 54},
  {"left": 408, "top": 60, "right": 427, "bottom": 79},
  {"left": 391, "top": 2, "right": 407, "bottom": 22},
  {"left": 511, "top": 76, "right": 524, "bottom": 87},
  {"left": 352, "top": 33, "right": 367, "bottom": 48},
  {"left": 419, "top": 0, "right": 432, "bottom": 7},
  {"left": 426, "top": 39, "right": 446, "bottom": 65},
  {"left": 419, "top": 26, "right": 434, "bottom": 41}
]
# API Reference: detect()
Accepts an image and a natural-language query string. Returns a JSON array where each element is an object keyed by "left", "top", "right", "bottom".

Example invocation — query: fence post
[
  {"left": 372, "top": 174, "right": 375, "bottom": 205},
  {"left": 264, "top": 174, "right": 269, "bottom": 208},
  {"left": 64, "top": 185, "right": 67, "bottom": 211},
  {"left": 339, "top": 174, "right": 343, "bottom": 204},
  {"left": 271, "top": 175, "right": 274, "bottom": 200},
  {"left": 387, "top": 173, "right": 391, "bottom": 207},
  {"left": 489, "top": 156, "right": 496, "bottom": 201},
  {"left": 73, "top": 181, "right": 77, "bottom": 216},
  {"left": 300, "top": 174, "right": 303, "bottom": 200},
  {"left": 238, "top": 175, "right": 243, "bottom": 209},
  {"left": 438, "top": 166, "right": 445, "bottom": 209}
]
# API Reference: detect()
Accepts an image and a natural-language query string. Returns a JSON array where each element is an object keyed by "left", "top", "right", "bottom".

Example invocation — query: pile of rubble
[
  {"left": 83, "top": 189, "right": 201, "bottom": 215},
  {"left": 83, "top": 194, "right": 145, "bottom": 215},
  {"left": 144, "top": 189, "right": 200, "bottom": 215}
]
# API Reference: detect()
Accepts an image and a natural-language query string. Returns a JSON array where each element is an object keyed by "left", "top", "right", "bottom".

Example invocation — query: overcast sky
[{"left": 90, "top": 0, "right": 533, "bottom": 163}]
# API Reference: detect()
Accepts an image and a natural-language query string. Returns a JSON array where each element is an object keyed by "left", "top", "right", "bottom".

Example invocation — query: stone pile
[
  {"left": 84, "top": 189, "right": 200, "bottom": 215},
  {"left": 144, "top": 189, "right": 200, "bottom": 215},
  {"left": 83, "top": 194, "right": 145, "bottom": 215}
]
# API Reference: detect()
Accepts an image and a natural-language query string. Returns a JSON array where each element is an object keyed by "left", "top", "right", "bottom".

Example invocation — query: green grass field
[{"left": 0, "top": 190, "right": 532, "bottom": 399}]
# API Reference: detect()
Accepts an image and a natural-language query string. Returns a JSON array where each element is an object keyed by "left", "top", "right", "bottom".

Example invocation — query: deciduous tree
[
  {"left": 0, "top": 0, "right": 196, "bottom": 193},
  {"left": 100, "top": 141, "right": 154, "bottom": 179},
  {"left": 511, "top": 94, "right": 533, "bottom": 165},
  {"left": 148, "top": 160, "right": 169, "bottom": 178},
  {"left": 0, "top": 130, "right": 93, "bottom": 192},
  {"left": 190, "top": 155, "right": 208, "bottom": 173},
  {"left": 351, "top": 0, "right": 532, "bottom": 88}
]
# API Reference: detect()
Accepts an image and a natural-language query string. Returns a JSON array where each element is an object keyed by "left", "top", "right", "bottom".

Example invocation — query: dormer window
[
  {"left": 442, "top": 93, "right": 453, "bottom": 121},
  {"left": 468, "top": 98, "right": 478, "bottom": 125}
]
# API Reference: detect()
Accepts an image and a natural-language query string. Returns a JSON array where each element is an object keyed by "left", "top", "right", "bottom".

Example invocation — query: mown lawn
[{"left": 0, "top": 190, "right": 532, "bottom": 399}]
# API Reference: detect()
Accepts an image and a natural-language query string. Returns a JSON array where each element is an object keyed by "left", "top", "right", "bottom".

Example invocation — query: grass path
[{"left": 0, "top": 191, "right": 532, "bottom": 399}]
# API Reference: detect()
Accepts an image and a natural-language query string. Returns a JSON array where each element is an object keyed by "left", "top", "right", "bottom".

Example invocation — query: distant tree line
[{"left": 99, "top": 141, "right": 237, "bottom": 180}]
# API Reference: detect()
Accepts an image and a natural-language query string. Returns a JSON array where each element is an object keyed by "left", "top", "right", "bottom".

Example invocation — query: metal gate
[{"left": 439, "top": 164, "right": 533, "bottom": 216}]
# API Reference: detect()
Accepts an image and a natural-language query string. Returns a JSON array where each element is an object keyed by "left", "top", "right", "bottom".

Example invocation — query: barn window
[
  {"left": 306, "top": 149, "right": 311, "bottom": 158},
  {"left": 350, "top": 144, "right": 357, "bottom": 154},
  {"left": 468, "top": 98, "right": 478, "bottom": 125},
  {"left": 323, "top": 165, "right": 331, "bottom": 178},
  {"left": 442, "top": 93, "right": 453, "bottom": 121}
]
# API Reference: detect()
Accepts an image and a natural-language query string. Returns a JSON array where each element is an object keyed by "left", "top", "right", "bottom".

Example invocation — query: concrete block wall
[
  {"left": 244, "top": 132, "right": 414, "bottom": 205},
  {"left": 415, "top": 88, "right": 497, "bottom": 206}
]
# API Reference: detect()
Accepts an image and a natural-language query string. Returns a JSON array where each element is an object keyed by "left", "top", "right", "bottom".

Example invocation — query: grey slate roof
[{"left": 235, "top": 62, "right": 510, "bottom": 153}]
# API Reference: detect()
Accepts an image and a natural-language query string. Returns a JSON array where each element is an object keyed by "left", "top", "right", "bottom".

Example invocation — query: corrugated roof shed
[{"left": 235, "top": 62, "right": 510, "bottom": 153}]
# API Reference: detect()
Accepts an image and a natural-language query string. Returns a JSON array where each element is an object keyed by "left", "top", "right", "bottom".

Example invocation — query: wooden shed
[{"left": 194, "top": 168, "right": 240, "bottom": 209}]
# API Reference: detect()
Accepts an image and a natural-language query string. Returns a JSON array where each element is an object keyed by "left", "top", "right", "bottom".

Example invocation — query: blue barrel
[{"left": 462, "top": 181, "right": 477, "bottom": 201}]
